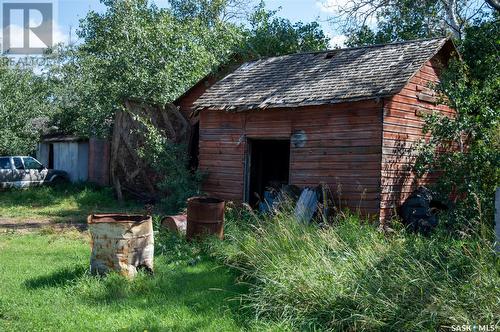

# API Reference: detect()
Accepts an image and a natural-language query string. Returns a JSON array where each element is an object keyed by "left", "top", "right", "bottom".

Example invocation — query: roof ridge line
[{"left": 252, "top": 36, "right": 450, "bottom": 62}]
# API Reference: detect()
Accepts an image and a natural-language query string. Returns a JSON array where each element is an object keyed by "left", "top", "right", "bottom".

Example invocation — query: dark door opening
[
  {"left": 248, "top": 139, "right": 290, "bottom": 207},
  {"left": 188, "top": 122, "right": 200, "bottom": 171},
  {"left": 48, "top": 144, "right": 54, "bottom": 169}
]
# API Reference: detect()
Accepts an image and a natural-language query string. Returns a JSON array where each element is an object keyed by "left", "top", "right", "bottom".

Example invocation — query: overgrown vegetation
[
  {"left": 0, "top": 60, "right": 53, "bottom": 155},
  {"left": 206, "top": 206, "right": 500, "bottom": 331},
  {"left": 1, "top": 188, "right": 498, "bottom": 331},
  {"left": 1, "top": 1, "right": 498, "bottom": 329},
  {"left": 136, "top": 119, "right": 204, "bottom": 213},
  {"left": 415, "top": 15, "right": 500, "bottom": 233}
]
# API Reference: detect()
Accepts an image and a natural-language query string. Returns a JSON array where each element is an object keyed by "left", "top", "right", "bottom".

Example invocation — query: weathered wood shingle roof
[{"left": 193, "top": 38, "right": 450, "bottom": 111}]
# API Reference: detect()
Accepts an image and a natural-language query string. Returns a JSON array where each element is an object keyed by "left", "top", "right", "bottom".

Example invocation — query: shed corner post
[{"left": 243, "top": 137, "right": 251, "bottom": 203}]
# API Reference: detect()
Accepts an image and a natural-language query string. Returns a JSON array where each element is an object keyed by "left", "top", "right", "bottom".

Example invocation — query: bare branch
[
  {"left": 485, "top": 0, "right": 500, "bottom": 11},
  {"left": 322, "top": 0, "right": 393, "bottom": 31}
]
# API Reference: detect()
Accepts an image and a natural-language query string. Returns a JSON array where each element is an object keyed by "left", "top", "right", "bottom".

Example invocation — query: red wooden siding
[
  {"left": 175, "top": 77, "right": 217, "bottom": 121},
  {"left": 199, "top": 101, "right": 384, "bottom": 216},
  {"left": 380, "top": 57, "right": 455, "bottom": 221}
]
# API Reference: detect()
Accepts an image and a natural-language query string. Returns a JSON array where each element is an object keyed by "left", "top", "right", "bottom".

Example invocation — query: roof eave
[{"left": 193, "top": 94, "right": 392, "bottom": 113}]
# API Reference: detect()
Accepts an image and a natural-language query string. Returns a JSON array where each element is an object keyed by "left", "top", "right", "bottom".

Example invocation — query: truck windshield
[{"left": 23, "top": 157, "right": 43, "bottom": 170}]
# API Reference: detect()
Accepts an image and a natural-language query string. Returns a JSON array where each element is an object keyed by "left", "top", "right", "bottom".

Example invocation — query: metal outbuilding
[
  {"left": 37, "top": 135, "right": 89, "bottom": 182},
  {"left": 37, "top": 135, "right": 110, "bottom": 185}
]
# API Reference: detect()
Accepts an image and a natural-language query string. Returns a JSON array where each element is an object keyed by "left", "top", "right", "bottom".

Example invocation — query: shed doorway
[
  {"left": 48, "top": 144, "right": 54, "bottom": 169},
  {"left": 247, "top": 139, "right": 290, "bottom": 207}
]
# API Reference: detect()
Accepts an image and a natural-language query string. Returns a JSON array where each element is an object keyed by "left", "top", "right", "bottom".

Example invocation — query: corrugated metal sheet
[{"left": 37, "top": 141, "right": 89, "bottom": 182}]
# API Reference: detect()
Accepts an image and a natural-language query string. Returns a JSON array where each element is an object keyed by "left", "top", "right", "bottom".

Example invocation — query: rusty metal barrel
[
  {"left": 161, "top": 214, "right": 187, "bottom": 235},
  {"left": 88, "top": 214, "right": 154, "bottom": 278},
  {"left": 186, "top": 197, "right": 225, "bottom": 240}
]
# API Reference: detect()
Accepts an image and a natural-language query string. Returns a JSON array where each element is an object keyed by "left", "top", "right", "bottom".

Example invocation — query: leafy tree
[
  {"left": 346, "top": 0, "right": 445, "bottom": 46},
  {"left": 241, "top": 2, "right": 330, "bottom": 58},
  {"left": 47, "top": 0, "right": 331, "bottom": 138},
  {"left": 168, "top": 0, "right": 251, "bottom": 24},
  {"left": 0, "top": 59, "right": 53, "bottom": 155},
  {"left": 49, "top": 0, "right": 241, "bottom": 138},
  {"left": 414, "top": 15, "right": 499, "bottom": 232},
  {"left": 334, "top": 0, "right": 492, "bottom": 46}
]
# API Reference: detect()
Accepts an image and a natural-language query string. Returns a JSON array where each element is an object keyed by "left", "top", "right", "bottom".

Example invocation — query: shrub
[
  {"left": 208, "top": 207, "right": 500, "bottom": 331},
  {"left": 136, "top": 114, "right": 203, "bottom": 214},
  {"left": 414, "top": 17, "right": 500, "bottom": 234}
]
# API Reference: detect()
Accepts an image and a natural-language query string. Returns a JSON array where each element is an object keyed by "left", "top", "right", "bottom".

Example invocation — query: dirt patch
[{"left": 0, "top": 218, "right": 87, "bottom": 234}]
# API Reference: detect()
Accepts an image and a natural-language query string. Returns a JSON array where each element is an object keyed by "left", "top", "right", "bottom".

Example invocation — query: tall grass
[{"left": 209, "top": 206, "right": 500, "bottom": 331}]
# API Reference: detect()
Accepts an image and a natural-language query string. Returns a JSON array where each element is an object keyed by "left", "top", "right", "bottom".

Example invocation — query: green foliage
[
  {"left": 135, "top": 116, "right": 204, "bottom": 213},
  {"left": 242, "top": 2, "right": 330, "bottom": 58},
  {"left": 415, "top": 16, "right": 500, "bottom": 232},
  {"left": 0, "top": 60, "right": 53, "bottom": 155},
  {"left": 49, "top": 0, "right": 241, "bottom": 138},
  {"left": 209, "top": 207, "right": 500, "bottom": 331},
  {"left": 0, "top": 184, "right": 141, "bottom": 222},
  {"left": 168, "top": 0, "right": 241, "bottom": 24},
  {"left": 343, "top": 0, "right": 492, "bottom": 47}
]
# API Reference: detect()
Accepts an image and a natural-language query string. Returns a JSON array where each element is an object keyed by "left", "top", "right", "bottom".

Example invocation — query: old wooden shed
[{"left": 176, "top": 38, "right": 457, "bottom": 221}]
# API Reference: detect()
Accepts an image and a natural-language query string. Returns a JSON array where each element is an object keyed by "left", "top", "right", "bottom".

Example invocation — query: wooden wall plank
[
  {"left": 380, "top": 58, "right": 455, "bottom": 222},
  {"left": 199, "top": 100, "right": 384, "bottom": 215}
]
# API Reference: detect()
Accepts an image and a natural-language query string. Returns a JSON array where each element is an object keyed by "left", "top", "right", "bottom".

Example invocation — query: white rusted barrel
[{"left": 88, "top": 214, "right": 154, "bottom": 278}]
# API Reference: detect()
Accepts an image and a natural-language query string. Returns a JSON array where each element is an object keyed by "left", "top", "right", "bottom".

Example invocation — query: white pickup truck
[{"left": 0, "top": 156, "right": 69, "bottom": 188}]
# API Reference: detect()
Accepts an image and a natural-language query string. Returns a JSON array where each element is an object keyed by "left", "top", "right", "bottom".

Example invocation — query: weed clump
[{"left": 208, "top": 206, "right": 500, "bottom": 331}]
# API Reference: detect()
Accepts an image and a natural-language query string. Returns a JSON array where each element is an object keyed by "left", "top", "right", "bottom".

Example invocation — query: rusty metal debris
[
  {"left": 186, "top": 197, "right": 225, "bottom": 241},
  {"left": 88, "top": 214, "right": 154, "bottom": 278},
  {"left": 400, "top": 187, "right": 447, "bottom": 234},
  {"left": 161, "top": 214, "right": 187, "bottom": 235}
]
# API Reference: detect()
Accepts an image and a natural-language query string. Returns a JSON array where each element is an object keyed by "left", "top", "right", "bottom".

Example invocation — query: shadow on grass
[
  {"left": 0, "top": 184, "right": 143, "bottom": 222},
  {"left": 87, "top": 260, "right": 250, "bottom": 329},
  {"left": 21, "top": 257, "right": 251, "bottom": 330},
  {"left": 24, "top": 264, "right": 89, "bottom": 289}
]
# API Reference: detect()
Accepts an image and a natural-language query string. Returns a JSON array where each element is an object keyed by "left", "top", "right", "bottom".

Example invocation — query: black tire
[{"left": 50, "top": 176, "right": 67, "bottom": 188}]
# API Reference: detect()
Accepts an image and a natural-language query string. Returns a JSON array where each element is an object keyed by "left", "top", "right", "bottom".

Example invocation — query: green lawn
[
  {"left": 0, "top": 232, "right": 252, "bottom": 331},
  {"left": 0, "top": 185, "right": 142, "bottom": 223},
  {"left": 0, "top": 186, "right": 288, "bottom": 331}
]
